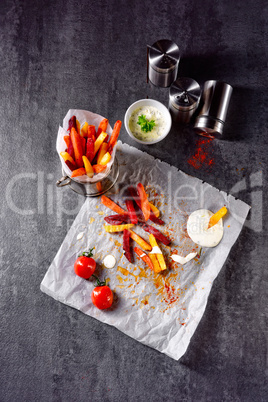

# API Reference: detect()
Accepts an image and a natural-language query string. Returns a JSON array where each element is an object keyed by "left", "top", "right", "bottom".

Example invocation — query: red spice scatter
[{"left": 188, "top": 137, "right": 215, "bottom": 169}]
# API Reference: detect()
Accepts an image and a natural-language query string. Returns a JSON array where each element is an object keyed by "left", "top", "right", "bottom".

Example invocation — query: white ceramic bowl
[{"left": 124, "top": 99, "right": 172, "bottom": 145}]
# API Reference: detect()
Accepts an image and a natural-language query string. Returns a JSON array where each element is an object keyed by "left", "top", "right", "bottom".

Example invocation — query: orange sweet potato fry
[
  {"left": 92, "top": 164, "right": 107, "bottom": 174},
  {"left": 70, "top": 127, "right": 83, "bottom": 168},
  {"left": 64, "top": 135, "right": 71, "bottom": 149},
  {"left": 101, "top": 195, "right": 128, "bottom": 215},
  {"left": 96, "top": 181, "right": 102, "bottom": 193},
  {"left": 71, "top": 168, "right": 86, "bottom": 177},
  {"left": 96, "top": 118, "right": 109, "bottom": 138},
  {"left": 134, "top": 247, "right": 154, "bottom": 270},
  {"left": 137, "top": 183, "right": 150, "bottom": 221},
  {"left": 108, "top": 120, "right": 122, "bottom": 153}
]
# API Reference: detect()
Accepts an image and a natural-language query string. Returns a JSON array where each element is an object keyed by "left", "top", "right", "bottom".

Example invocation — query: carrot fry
[
  {"left": 70, "top": 127, "right": 83, "bottom": 168},
  {"left": 137, "top": 183, "right": 150, "bottom": 221},
  {"left": 108, "top": 120, "right": 122, "bottom": 153},
  {"left": 96, "top": 182, "right": 102, "bottom": 193},
  {"left": 63, "top": 135, "right": 71, "bottom": 149},
  {"left": 101, "top": 195, "right": 128, "bottom": 215},
  {"left": 71, "top": 167, "right": 86, "bottom": 177},
  {"left": 134, "top": 247, "right": 154, "bottom": 270},
  {"left": 129, "top": 229, "right": 151, "bottom": 251},
  {"left": 104, "top": 223, "right": 134, "bottom": 233},
  {"left": 208, "top": 206, "right": 228, "bottom": 229},
  {"left": 96, "top": 118, "right": 109, "bottom": 138}
]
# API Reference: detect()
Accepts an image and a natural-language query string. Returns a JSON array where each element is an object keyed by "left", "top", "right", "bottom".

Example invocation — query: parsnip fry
[
  {"left": 60, "top": 151, "right": 76, "bottom": 166},
  {"left": 129, "top": 230, "right": 151, "bottom": 251},
  {"left": 99, "top": 151, "right": 111, "bottom": 166},
  {"left": 82, "top": 155, "right": 94, "bottom": 178},
  {"left": 208, "top": 206, "right": 228, "bottom": 229},
  {"left": 149, "top": 234, "right": 166, "bottom": 272},
  {"left": 94, "top": 131, "right": 108, "bottom": 156},
  {"left": 149, "top": 253, "right": 162, "bottom": 273},
  {"left": 149, "top": 202, "right": 160, "bottom": 218},
  {"left": 97, "top": 143, "right": 109, "bottom": 164},
  {"left": 105, "top": 223, "right": 134, "bottom": 233}
]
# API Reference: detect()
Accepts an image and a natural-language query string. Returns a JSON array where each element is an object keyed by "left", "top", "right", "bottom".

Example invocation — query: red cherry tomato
[
  {"left": 91, "top": 285, "right": 113, "bottom": 310},
  {"left": 74, "top": 249, "right": 96, "bottom": 279}
]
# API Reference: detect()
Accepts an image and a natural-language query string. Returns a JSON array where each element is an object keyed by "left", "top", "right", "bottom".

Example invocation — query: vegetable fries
[
  {"left": 101, "top": 183, "right": 171, "bottom": 272},
  {"left": 60, "top": 115, "right": 122, "bottom": 178}
]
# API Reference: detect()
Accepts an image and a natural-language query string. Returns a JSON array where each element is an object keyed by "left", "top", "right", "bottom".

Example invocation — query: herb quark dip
[{"left": 128, "top": 106, "right": 166, "bottom": 142}]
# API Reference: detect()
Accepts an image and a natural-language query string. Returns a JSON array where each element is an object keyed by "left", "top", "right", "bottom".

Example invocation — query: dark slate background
[{"left": 0, "top": 0, "right": 267, "bottom": 401}]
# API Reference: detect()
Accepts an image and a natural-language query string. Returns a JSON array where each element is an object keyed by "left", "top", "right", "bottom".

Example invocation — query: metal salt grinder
[
  {"left": 169, "top": 77, "right": 201, "bottom": 123},
  {"left": 148, "top": 39, "right": 180, "bottom": 87},
  {"left": 194, "top": 80, "right": 233, "bottom": 137}
]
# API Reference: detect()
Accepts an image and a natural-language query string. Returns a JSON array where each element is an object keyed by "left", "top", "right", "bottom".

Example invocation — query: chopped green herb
[{"left": 137, "top": 114, "right": 156, "bottom": 133}]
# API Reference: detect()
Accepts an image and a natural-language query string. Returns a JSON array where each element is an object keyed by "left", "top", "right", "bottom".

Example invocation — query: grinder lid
[
  {"left": 149, "top": 39, "right": 180, "bottom": 74},
  {"left": 169, "top": 77, "right": 201, "bottom": 111}
]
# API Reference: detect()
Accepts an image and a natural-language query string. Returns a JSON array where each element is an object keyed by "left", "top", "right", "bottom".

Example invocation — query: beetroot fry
[
  {"left": 67, "top": 115, "right": 77, "bottom": 132},
  {"left": 87, "top": 125, "right": 96, "bottom": 140},
  {"left": 123, "top": 229, "right": 133, "bottom": 263},
  {"left": 104, "top": 214, "right": 130, "bottom": 225},
  {"left": 86, "top": 138, "right": 94, "bottom": 162},
  {"left": 125, "top": 199, "right": 138, "bottom": 224},
  {"left": 141, "top": 223, "right": 171, "bottom": 246}
]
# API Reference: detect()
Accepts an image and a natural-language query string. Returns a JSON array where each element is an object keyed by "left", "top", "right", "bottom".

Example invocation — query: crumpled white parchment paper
[{"left": 41, "top": 141, "right": 250, "bottom": 360}]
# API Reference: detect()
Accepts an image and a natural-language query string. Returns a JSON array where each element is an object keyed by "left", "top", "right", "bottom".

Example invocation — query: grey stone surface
[{"left": 0, "top": 0, "right": 267, "bottom": 401}]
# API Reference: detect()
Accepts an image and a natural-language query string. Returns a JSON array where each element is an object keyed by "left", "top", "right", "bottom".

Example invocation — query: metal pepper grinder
[
  {"left": 148, "top": 39, "right": 180, "bottom": 87},
  {"left": 194, "top": 80, "right": 233, "bottom": 137},
  {"left": 169, "top": 77, "right": 201, "bottom": 123}
]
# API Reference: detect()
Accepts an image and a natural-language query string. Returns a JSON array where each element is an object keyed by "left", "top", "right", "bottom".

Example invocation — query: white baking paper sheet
[{"left": 41, "top": 141, "right": 250, "bottom": 360}]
